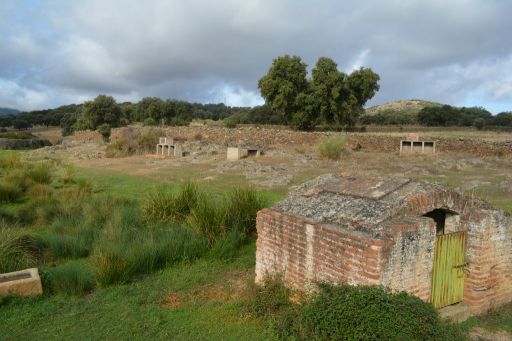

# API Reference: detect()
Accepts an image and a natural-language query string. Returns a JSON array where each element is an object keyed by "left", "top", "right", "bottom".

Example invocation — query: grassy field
[
  {"left": 1, "top": 137, "right": 511, "bottom": 340},
  {"left": 0, "top": 244, "right": 274, "bottom": 341}
]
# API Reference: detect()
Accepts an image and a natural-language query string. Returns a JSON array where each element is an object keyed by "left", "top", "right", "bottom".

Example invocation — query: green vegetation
[
  {"left": 0, "top": 225, "right": 37, "bottom": 273},
  {"left": 0, "top": 155, "right": 267, "bottom": 292},
  {"left": 42, "top": 260, "right": 95, "bottom": 296},
  {"left": 105, "top": 127, "right": 162, "bottom": 157},
  {"left": 273, "top": 284, "right": 465, "bottom": 341},
  {"left": 318, "top": 134, "right": 347, "bottom": 160},
  {"left": 0, "top": 151, "right": 510, "bottom": 339},
  {"left": 0, "top": 131, "right": 38, "bottom": 139},
  {"left": 258, "top": 55, "right": 380, "bottom": 130}
]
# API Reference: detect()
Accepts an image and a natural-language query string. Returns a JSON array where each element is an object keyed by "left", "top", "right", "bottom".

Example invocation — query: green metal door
[{"left": 430, "top": 231, "right": 467, "bottom": 308}]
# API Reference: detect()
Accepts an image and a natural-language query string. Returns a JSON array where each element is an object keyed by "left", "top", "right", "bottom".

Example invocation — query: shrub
[
  {"left": 318, "top": 135, "right": 347, "bottom": 160},
  {"left": 143, "top": 117, "right": 157, "bottom": 126},
  {"left": 43, "top": 261, "right": 95, "bottom": 296},
  {"left": 242, "top": 274, "right": 292, "bottom": 317},
  {"left": 274, "top": 284, "right": 465, "bottom": 341},
  {"left": 105, "top": 129, "right": 160, "bottom": 157},
  {"left": 0, "top": 226, "right": 37, "bottom": 273},
  {"left": 105, "top": 137, "right": 138, "bottom": 158},
  {"left": 97, "top": 123, "right": 111, "bottom": 141}
]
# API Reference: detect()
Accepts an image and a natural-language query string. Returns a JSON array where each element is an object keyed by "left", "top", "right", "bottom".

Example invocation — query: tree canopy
[{"left": 258, "top": 55, "right": 380, "bottom": 130}]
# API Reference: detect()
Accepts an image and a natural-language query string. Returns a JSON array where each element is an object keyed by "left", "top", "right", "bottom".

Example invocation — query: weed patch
[{"left": 318, "top": 134, "right": 347, "bottom": 160}]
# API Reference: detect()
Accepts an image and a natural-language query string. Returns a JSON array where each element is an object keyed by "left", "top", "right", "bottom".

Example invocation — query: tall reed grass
[{"left": 0, "top": 225, "right": 37, "bottom": 273}]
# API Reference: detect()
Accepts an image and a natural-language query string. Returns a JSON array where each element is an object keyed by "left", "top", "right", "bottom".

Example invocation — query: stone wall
[
  {"left": 0, "top": 138, "right": 51, "bottom": 150},
  {"left": 110, "top": 126, "right": 512, "bottom": 157}
]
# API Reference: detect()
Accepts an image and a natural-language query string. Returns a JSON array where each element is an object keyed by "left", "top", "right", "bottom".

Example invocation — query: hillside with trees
[{"left": 0, "top": 107, "right": 20, "bottom": 115}]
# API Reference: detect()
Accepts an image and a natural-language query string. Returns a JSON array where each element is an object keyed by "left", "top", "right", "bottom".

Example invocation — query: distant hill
[
  {"left": 0, "top": 107, "right": 20, "bottom": 115},
  {"left": 365, "top": 99, "right": 443, "bottom": 116}
]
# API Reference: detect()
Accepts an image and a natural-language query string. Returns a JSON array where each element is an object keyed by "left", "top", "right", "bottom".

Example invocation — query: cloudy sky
[{"left": 1, "top": 0, "right": 511, "bottom": 113}]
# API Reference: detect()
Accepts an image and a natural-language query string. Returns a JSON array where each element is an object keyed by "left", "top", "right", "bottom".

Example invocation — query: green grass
[
  {"left": 0, "top": 244, "right": 272, "bottom": 341},
  {"left": 0, "top": 225, "right": 37, "bottom": 273}
]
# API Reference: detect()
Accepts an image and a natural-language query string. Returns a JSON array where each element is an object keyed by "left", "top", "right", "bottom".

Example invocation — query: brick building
[{"left": 256, "top": 174, "right": 512, "bottom": 315}]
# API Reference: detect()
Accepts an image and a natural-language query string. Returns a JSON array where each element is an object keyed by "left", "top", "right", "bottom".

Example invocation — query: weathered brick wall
[
  {"left": 464, "top": 210, "right": 512, "bottom": 314},
  {"left": 255, "top": 209, "right": 386, "bottom": 291},
  {"left": 256, "top": 197, "right": 512, "bottom": 314}
]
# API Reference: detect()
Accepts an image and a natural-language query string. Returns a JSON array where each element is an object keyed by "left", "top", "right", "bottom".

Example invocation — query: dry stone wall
[{"left": 110, "top": 126, "right": 512, "bottom": 157}]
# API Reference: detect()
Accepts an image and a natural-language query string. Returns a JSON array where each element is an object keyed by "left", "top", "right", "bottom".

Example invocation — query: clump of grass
[
  {"left": 0, "top": 225, "right": 38, "bottom": 273},
  {"left": 0, "top": 153, "right": 23, "bottom": 171},
  {"left": 0, "top": 182, "right": 22, "bottom": 203},
  {"left": 242, "top": 274, "right": 292, "bottom": 317},
  {"left": 318, "top": 134, "right": 347, "bottom": 160},
  {"left": 60, "top": 164, "right": 76, "bottom": 184},
  {"left": 37, "top": 229, "right": 96, "bottom": 259},
  {"left": 27, "top": 184, "right": 54, "bottom": 201},
  {"left": 26, "top": 162, "right": 52, "bottom": 184},
  {"left": 3, "top": 171, "right": 33, "bottom": 192},
  {"left": 223, "top": 187, "right": 267, "bottom": 236},
  {"left": 187, "top": 193, "right": 226, "bottom": 246},
  {"left": 90, "top": 225, "right": 206, "bottom": 286},
  {"left": 43, "top": 260, "right": 95, "bottom": 296},
  {"left": 142, "top": 182, "right": 199, "bottom": 221}
]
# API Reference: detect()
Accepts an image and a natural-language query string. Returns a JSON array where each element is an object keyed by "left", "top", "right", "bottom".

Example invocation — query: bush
[
  {"left": 242, "top": 274, "right": 292, "bottom": 317},
  {"left": 0, "top": 226, "right": 37, "bottom": 273},
  {"left": 105, "top": 129, "right": 161, "bottom": 158},
  {"left": 274, "top": 284, "right": 465, "bottom": 341},
  {"left": 143, "top": 117, "right": 157, "bottom": 126},
  {"left": 318, "top": 135, "right": 347, "bottom": 160},
  {"left": 97, "top": 123, "right": 111, "bottom": 141},
  {"left": 105, "top": 138, "right": 137, "bottom": 158},
  {"left": 43, "top": 261, "right": 95, "bottom": 296}
]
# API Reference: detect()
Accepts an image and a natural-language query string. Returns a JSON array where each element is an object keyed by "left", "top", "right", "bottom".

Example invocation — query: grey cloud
[{"left": 0, "top": 0, "right": 511, "bottom": 112}]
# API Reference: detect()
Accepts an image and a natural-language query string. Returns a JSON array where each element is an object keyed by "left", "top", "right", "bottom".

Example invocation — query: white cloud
[
  {"left": 349, "top": 49, "right": 370, "bottom": 72},
  {"left": 215, "top": 84, "right": 264, "bottom": 107}
]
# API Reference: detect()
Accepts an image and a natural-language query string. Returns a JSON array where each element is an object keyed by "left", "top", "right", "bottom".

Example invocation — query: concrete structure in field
[
  {"left": 256, "top": 174, "right": 512, "bottom": 317},
  {"left": 155, "top": 137, "right": 183, "bottom": 157},
  {"left": 400, "top": 133, "right": 436, "bottom": 155},
  {"left": 0, "top": 268, "right": 43, "bottom": 297},
  {"left": 226, "top": 141, "right": 262, "bottom": 161}
]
